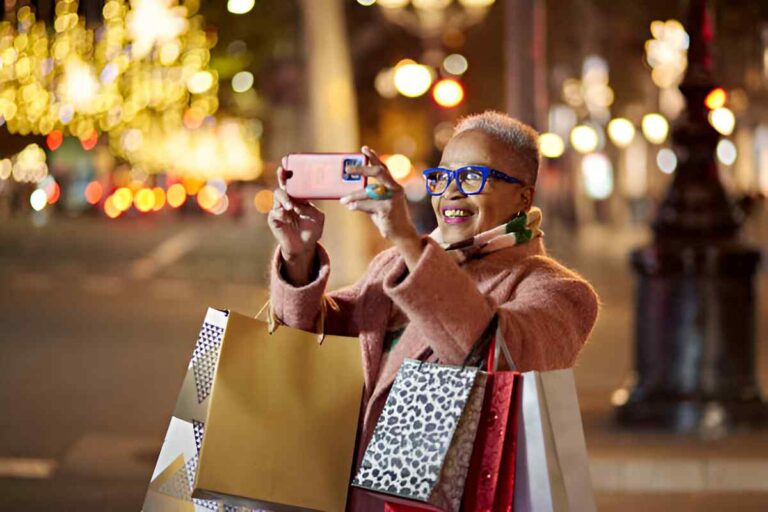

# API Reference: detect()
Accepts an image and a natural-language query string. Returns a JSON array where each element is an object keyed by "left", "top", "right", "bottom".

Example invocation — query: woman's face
[{"left": 431, "top": 129, "right": 535, "bottom": 244}]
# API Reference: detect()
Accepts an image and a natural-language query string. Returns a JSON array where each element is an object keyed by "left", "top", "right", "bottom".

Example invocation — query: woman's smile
[{"left": 441, "top": 206, "right": 475, "bottom": 224}]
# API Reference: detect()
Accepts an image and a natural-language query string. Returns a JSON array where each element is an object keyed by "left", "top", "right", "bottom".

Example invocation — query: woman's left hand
[{"left": 341, "top": 146, "right": 419, "bottom": 245}]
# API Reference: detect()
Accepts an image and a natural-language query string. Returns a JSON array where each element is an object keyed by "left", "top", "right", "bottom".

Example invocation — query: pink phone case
[{"left": 282, "top": 153, "right": 369, "bottom": 200}]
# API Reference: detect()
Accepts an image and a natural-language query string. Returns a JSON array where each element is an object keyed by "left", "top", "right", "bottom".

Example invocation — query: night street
[{"left": 1, "top": 212, "right": 766, "bottom": 510}]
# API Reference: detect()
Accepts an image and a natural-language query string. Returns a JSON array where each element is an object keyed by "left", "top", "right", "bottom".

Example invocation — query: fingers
[
  {"left": 343, "top": 199, "right": 383, "bottom": 213},
  {"left": 339, "top": 188, "right": 371, "bottom": 205},
  {"left": 277, "top": 166, "right": 291, "bottom": 189},
  {"left": 273, "top": 188, "right": 294, "bottom": 211},
  {"left": 345, "top": 146, "right": 401, "bottom": 191}
]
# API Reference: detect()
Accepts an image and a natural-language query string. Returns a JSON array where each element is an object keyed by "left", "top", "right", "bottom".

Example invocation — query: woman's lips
[{"left": 441, "top": 207, "right": 475, "bottom": 224}]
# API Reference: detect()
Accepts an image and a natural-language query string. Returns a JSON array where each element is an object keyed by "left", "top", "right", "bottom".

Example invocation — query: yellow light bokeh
[
  {"left": 432, "top": 78, "right": 464, "bottom": 108},
  {"left": 152, "top": 187, "right": 166, "bottom": 210},
  {"left": 393, "top": 60, "right": 433, "bottom": 98},
  {"left": 607, "top": 118, "right": 636, "bottom": 148},
  {"left": 641, "top": 113, "right": 670, "bottom": 144},
  {"left": 539, "top": 132, "right": 565, "bottom": 158},
  {"left": 570, "top": 125, "right": 599, "bottom": 154},
  {"left": 134, "top": 188, "right": 155, "bottom": 212},
  {"left": 708, "top": 107, "right": 735, "bottom": 136},
  {"left": 385, "top": 154, "right": 412, "bottom": 181},
  {"left": 112, "top": 187, "right": 133, "bottom": 211},
  {"left": 167, "top": 183, "right": 187, "bottom": 208},
  {"left": 104, "top": 196, "right": 122, "bottom": 218}
]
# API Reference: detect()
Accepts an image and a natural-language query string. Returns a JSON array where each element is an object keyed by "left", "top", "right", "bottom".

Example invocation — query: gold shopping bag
[{"left": 191, "top": 309, "right": 364, "bottom": 512}]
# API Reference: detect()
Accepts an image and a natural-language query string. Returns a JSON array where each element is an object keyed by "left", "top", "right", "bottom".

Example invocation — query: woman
[{"left": 268, "top": 111, "right": 599, "bottom": 510}]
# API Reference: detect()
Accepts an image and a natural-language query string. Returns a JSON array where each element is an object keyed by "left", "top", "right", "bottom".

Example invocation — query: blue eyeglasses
[{"left": 422, "top": 165, "right": 526, "bottom": 196}]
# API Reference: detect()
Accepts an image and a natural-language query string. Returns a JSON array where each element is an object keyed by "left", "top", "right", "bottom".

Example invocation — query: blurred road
[{"left": 0, "top": 211, "right": 767, "bottom": 511}]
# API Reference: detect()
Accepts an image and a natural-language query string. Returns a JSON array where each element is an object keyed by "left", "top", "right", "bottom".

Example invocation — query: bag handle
[
  {"left": 255, "top": 297, "right": 338, "bottom": 344},
  {"left": 489, "top": 325, "right": 517, "bottom": 372}
]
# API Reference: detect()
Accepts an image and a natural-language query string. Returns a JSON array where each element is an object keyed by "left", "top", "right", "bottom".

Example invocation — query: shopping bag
[
  {"left": 351, "top": 359, "right": 487, "bottom": 512},
  {"left": 513, "top": 369, "right": 596, "bottom": 512},
  {"left": 143, "top": 308, "right": 244, "bottom": 512},
  {"left": 190, "top": 309, "right": 364, "bottom": 512},
  {"left": 462, "top": 333, "right": 522, "bottom": 511}
]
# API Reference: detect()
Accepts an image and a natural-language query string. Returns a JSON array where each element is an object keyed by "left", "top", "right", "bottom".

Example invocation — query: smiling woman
[{"left": 267, "top": 110, "right": 599, "bottom": 511}]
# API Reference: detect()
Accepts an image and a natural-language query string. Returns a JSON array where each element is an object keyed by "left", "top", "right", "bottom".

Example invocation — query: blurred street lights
[{"left": 615, "top": 0, "right": 767, "bottom": 435}]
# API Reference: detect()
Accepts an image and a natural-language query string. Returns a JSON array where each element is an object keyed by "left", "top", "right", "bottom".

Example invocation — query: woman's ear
[{"left": 522, "top": 186, "right": 535, "bottom": 210}]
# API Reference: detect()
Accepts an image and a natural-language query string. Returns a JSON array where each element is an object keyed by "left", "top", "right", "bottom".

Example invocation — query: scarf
[{"left": 429, "top": 206, "right": 544, "bottom": 264}]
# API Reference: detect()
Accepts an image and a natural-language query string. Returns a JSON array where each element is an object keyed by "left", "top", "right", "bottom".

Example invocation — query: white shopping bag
[{"left": 513, "top": 369, "right": 596, "bottom": 512}]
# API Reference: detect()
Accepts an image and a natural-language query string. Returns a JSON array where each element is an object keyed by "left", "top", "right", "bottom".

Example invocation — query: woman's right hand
[{"left": 267, "top": 167, "right": 324, "bottom": 284}]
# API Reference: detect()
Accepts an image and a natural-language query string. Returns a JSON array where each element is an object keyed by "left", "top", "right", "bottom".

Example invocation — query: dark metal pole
[{"left": 615, "top": 0, "right": 767, "bottom": 435}]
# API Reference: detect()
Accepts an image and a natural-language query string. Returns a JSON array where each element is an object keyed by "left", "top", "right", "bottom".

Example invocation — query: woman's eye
[{"left": 464, "top": 172, "right": 482, "bottom": 181}]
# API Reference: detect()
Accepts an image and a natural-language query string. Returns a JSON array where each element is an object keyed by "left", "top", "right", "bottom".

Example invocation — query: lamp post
[{"left": 615, "top": 0, "right": 767, "bottom": 435}]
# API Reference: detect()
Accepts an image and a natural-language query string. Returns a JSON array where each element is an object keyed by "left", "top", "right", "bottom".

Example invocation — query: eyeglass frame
[{"left": 421, "top": 165, "right": 527, "bottom": 196}]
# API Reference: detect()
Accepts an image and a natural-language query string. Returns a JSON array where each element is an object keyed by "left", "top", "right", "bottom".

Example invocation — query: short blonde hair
[{"left": 454, "top": 110, "right": 540, "bottom": 185}]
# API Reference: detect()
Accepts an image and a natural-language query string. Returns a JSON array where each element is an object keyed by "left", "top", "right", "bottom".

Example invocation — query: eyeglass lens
[{"left": 425, "top": 168, "right": 486, "bottom": 195}]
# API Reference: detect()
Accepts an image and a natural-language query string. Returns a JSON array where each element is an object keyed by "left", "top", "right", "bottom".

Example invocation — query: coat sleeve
[
  {"left": 381, "top": 239, "right": 599, "bottom": 370},
  {"left": 269, "top": 244, "right": 396, "bottom": 337}
]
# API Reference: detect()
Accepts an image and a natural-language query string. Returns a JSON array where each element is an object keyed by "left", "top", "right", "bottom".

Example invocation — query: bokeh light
[
  {"left": 581, "top": 153, "right": 613, "bottom": 200},
  {"left": 539, "top": 133, "right": 565, "bottom": 159},
  {"left": 716, "top": 139, "right": 737, "bottom": 165},
  {"left": 134, "top": 188, "right": 155, "bottom": 212},
  {"left": 254, "top": 189, "right": 274, "bottom": 214},
  {"left": 112, "top": 187, "right": 134, "bottom": 212},
  {"left": 705, "top": 88, "right": 727, "bottom": 110},
  {"left": 84, "top": 182, "right": 103, "bottom": 205},
  {"left": 708, "top": 108, "right": 735, "bottom": 136},
  {"left": 385, "top": 154, "right": 413, "bottom": 181},
  {"left": 432, "top": 78, "right": 464, "bottom": 108},
  {"left": 167, "top": 183, "right": 187, "bottom": 208},
  {"left": 393, "top": 60, "right": 433, "bottom": 98},
  {"left": 232, "top": 71, "right": 254, "bottom": 93},
  {"left": 656, "top": 148, "right": 677, "bottom": 174},
  {"left": 607, "top": 118, "right": 636, "bottom": 148},
  {"left": 104, "top": 196, "right": 121, "bottom": 219},
  {"left": 570, "top": 125, "right": 599, "bottom": 154},
  {"left": 152, "top": 188, "right": 167, "bottom": 211},
  {"left": 641, "top": 113, "right": 670, "bottom": 144},
  {"left": 30, "top": 189, "right": 48, "bottom": 212},
  {"left": 442, "top": 54, "right": 468, "bottom": 76},
  {"left": 227, "top": 0, "right": 256, "bottom": 14}
]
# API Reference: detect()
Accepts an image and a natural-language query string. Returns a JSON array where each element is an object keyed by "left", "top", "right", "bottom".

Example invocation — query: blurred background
[{"left": 0, "top": 0, "right": 766, "bottom": 510}]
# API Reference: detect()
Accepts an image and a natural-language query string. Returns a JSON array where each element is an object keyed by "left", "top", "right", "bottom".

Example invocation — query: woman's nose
[{"left": 444, "top": 176, "right": 466, "bottom": 198}]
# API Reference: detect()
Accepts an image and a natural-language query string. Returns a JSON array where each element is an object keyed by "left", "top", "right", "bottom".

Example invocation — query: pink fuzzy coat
[{"left": 269, "top": 236, "right": 598, "bottom": 511}]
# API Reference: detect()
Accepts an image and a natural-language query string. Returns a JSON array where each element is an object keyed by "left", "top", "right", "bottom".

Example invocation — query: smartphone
[{"left": 282, "top": 153, "right": 369, "bottom": 200}]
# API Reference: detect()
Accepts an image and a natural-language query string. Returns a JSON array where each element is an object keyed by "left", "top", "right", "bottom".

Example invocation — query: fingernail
[{"left": 340, "top": 197, "right": 349, "bottom": 204}]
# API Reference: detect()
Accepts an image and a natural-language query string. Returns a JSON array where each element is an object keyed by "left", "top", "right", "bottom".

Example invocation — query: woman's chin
[{"left": 439, "top": 223, "right": 476, "bottom": 245}]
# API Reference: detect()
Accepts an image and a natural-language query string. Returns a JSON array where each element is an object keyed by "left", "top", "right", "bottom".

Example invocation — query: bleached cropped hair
[{"left": 454, "top": 111, "right": 541, "bottom": 186}]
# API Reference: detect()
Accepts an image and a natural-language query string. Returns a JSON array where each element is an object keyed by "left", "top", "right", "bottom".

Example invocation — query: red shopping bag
[{"left": 461, "top": 335, "right": 522, "bottom": 512}]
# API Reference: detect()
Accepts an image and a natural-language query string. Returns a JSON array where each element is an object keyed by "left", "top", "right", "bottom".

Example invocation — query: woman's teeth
[{"left": 444, "top": 209, "right": 472, "bottom": 218}]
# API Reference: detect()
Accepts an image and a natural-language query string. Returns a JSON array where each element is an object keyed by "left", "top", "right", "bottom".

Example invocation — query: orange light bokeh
[
  {"left": 253, "top": 189, "right": 273, "bottom": 214},
  {"left": 80, "top": 131, "right": 99, "bottom": 151},
  {"left": 84, "top": 181, "right": 103, "bottom": 205},
  {"left": 196, "top": 185, "right": 220, "bottom": 211},
  {"left": 705, "top": 87, "right": 727, "bottom": 110},
  {"left": 46, "top": 182, "right": 61, "bottom": 204},
  {"left": 46, "top": 130, "right": 64, "bottom": 151}
]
